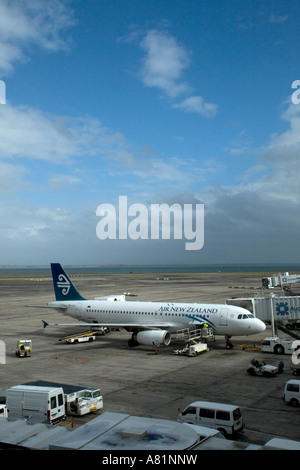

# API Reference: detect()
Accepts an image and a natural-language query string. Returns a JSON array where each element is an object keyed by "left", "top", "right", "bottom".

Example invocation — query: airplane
[{"left": 45, "top": 263, "right": 266, "bottom": 348}]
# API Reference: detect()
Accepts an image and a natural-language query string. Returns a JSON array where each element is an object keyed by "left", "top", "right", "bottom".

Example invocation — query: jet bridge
[{"left": 227, "top": 295, "right": 300, "bottom": 339}]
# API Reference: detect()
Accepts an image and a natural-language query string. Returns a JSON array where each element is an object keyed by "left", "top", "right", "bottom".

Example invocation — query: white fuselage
[{"left": 48, "top": 299, "right": 266, "bottom": 337}]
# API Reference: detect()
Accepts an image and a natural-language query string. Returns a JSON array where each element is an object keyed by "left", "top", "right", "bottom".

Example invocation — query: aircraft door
[
  {"left": 74, "top": 303, "right": 82, "bottom": 319},
  {"left": 219, "top": 308, "right": 228, "bottom": 326}
]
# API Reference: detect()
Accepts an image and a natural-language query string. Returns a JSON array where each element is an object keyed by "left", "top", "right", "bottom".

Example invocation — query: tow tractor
[
  {"left": 291, "top": 362, "right": 300, "bottom": 376},
  {"left": 261, "top": 336, "right": 299, "bottom": 355},
  {"left": 15, "top": 339, "right": 32, "bottom": 357},
  {"left": 247, "top": 359, "right": 278, "bottom": 377}
]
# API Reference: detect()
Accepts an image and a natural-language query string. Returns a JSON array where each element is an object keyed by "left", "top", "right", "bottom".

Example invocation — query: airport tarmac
[{"left": 1, "top": 270, "right": 300, "bottom": 446}]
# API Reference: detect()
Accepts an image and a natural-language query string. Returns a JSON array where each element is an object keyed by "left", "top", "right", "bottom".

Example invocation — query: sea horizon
[{"left": 0, "top": 263, "right": 299, "bottom": 275}]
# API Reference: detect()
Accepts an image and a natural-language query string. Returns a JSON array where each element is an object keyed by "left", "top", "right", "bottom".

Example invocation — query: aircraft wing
[{"left": 42, "top": 320, "right": 173, "bottom": 329}]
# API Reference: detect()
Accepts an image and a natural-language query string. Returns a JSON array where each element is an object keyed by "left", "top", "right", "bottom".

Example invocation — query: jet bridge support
[{"left": 276, "top": 323, "right": 300, "bottom": 340}]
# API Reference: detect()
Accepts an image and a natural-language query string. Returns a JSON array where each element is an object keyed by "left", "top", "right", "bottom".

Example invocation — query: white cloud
[
  {"left": 0, "top": 0, "right": 75, "bottom": 74},
  {"left": 0, "top": 105, "right": 80, "bottom": 162},
  {"left": 268, "top": 13, "right": 288, "bottom": 24},
  {"left": 194, "top": 100, "right": 300, "bottom": 263},
  {"left": 2, "top": 95, "right": 299, "bottom": 265},
  {"left": 266, "top": 104, "right": 300, "bottom": 159},
  {"left": 140, "top": 29, "right": 191, "bottom": 98},
  {"left": 48, "top": 174, "right": 82, "bottom": 190},
  {"left": 174, "top": 95, "right": 217, "bottom": 117},
  {"left": 255, "top": 103, "right": 300, "bottom": 203},
  {"left": 0, "top": 103, "right": 208, "bottom": 202},
  {"left": 0, "top": 105, "right": 127, "bottom": 163},
  {"left": 137, "top": 29, "right": 217, "bottom": 116},
  {"left": 0, "top": 161, "right": 27, "bottom": 194},
  {"left": 212, "top": 103, "right": 300, "bottom": 208}
]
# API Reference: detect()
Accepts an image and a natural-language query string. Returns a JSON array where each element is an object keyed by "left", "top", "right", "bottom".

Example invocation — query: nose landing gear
[{"left": 225, "top": 335, "right": 233, "bottom": 349}]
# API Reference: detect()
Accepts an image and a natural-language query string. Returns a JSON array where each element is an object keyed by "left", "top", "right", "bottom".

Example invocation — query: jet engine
[{"left": 131, "top": 330, "right": 171, "bottom": 347}]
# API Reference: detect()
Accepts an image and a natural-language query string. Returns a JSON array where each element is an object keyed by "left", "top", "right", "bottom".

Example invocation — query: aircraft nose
[{"left": 255, "top": 318, "right": 266, "bottom": 333}]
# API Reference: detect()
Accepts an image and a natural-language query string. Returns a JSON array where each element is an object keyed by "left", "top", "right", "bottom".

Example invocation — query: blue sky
[{"left": 0, "top": 0, "right": 300, "bottom": 266}]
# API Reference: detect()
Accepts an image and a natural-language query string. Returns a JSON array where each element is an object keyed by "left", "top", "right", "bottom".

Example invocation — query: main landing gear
[{"left": 128, "top": 336, "right": 139, "bottom": 348}]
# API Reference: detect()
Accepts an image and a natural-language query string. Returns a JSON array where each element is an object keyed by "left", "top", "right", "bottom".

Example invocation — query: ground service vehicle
[
  {"left": 283, "top": 379, "right": 300, "bottom": 407},
  {"left": 173, "top": 342, "right": 208, "bottom": 356},
  {"left": 76, "top": 388, "right": 103, "bottom": 415},
  {"left": 61, "top": 386, "right": 103, "bottom": 416},
  {"left": 261, "top": 337, "right": 298, "bottom": 355},
  {"left": 0, "top": 385, "right": 66, "bottom": 423},
  {"left": 15, "top": 339, "right": 32, "bottom": 357},
  {"left": 247, "top": 359, "right": 278, "bottom": 377},
  {"left": 60, "top": 332, "right": 96, "bottom": 344},
  {"left": 178, "top": 401, "right": 244, "bottom": 437},
  {"left": 25, "top": 380, "right": 103, "bottom": 416},
  {"left": 0, "top": 404, "right": 7, "bottom": 418},
  {"left": 290, "top": 361, "right": 300, "bottom": 376}
]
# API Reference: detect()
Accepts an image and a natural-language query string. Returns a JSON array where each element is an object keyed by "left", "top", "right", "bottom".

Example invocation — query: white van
[
  {"left": 283, "top": 379, "right": 300, "bottom": 407},
  {"left": 178, "top": 401, "right": 244, "bottom": 437},
  {"left": 0, "top": 385, "right": 66, "bottom": 424},
  {"left": 24, "top": 380, "right": 103, "bottom": 417}
]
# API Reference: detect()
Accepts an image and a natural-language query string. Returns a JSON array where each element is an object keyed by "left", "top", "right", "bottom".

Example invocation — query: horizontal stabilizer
[{"left": 94, "top": 294, "right": 126, "bottom": 301}]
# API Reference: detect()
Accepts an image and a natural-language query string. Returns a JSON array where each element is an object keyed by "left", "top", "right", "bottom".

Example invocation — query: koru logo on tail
[{"left": 57, "top": 274, "right": 71, "bottom": 295}]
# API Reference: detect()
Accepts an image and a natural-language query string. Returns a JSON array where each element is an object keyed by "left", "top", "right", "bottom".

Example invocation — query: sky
[{"left": 0, "top": 0, "right": 300, "bottom": 267}]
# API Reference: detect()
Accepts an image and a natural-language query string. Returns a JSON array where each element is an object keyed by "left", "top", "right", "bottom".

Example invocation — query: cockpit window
[{"left": 238, "top": 313, "right": 252, "bottom": 319}]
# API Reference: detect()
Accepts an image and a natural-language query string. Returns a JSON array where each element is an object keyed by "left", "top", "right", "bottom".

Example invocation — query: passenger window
[
  {"left": 216, "top": 410, "right": 230, "bottom": 421},
  {"left": 182, "top": 406, "right": 196, "bottom": 416},
  {"left": 200, "top": 408, "right": 215, "bottom": 419},
  {"left": 58, "top": 394, "right": 64, "bottom": 406},
  {"left": 287, "top": 384, "right": 299, "bottom": 392},
  {"left": 51, "top": 396, "right": 57, "bottom": 409}
]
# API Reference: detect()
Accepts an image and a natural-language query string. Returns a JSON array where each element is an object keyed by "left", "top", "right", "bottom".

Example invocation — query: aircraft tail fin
[{"left": 51, "top": 263, "right": 86, "bottom": 301}]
